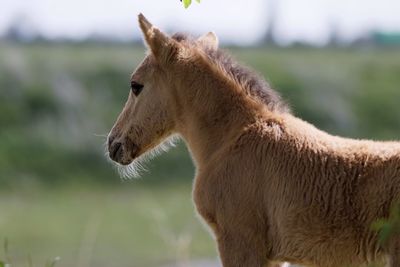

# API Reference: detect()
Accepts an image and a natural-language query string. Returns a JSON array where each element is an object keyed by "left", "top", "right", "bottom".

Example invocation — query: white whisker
[{"left": 93, "top": 133, "right": 109, "bottom": 138}]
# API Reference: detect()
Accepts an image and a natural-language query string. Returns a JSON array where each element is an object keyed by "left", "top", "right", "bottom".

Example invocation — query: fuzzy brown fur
[{"left": 107, "top": 14, "right": 400, "bottom": 267}]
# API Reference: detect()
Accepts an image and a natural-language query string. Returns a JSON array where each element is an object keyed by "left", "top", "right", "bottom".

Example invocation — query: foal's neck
[{"left": 173, "top": 60, "right": 263, "bottom": 166}]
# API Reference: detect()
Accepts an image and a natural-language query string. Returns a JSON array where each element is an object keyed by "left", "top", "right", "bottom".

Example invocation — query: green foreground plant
[
  {"left": 372, "top": 203, "right": 400, "bottom": 244},
  {"left": 181, "top": 0, "right": 201, "bottom": 9},
  {"left": 0, "top": 239, "right": 59, "bottom": 267}
]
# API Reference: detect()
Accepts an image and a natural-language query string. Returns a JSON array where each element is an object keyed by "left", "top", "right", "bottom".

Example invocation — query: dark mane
[{"left": 172, "top": 33, "right": 290, "bottom": 113}]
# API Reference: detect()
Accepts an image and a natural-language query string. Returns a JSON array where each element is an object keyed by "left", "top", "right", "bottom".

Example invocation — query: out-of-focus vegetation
[
  {"left": 0, "top": 185, "right": 215, "bottom": 267},
  {"left": 1, "top": 43, "right": 400, "bottom": 266},
  {"left": 1, "top": 44, "right": 400, "bottom": 187}
]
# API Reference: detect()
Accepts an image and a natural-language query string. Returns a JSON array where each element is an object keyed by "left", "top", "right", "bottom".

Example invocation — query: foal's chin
[
  {"left": 112, "top": 150, "right": 149, "bottom": 179},
  {"left": 115, "top": 158, "right": 134, "bottom": 166}
]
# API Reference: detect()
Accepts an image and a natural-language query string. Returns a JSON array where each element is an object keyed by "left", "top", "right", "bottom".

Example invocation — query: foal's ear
[
  {"left": 138, "top": 13, "right": 177, "bottom": 62},
  {"left": 197, "top": 32, "right": 219, "bottom": 50}
]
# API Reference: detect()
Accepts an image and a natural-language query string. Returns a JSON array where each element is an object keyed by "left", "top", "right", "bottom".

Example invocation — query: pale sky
[{"left": 1, "top": 0, "right": 400, "bottom": 45}]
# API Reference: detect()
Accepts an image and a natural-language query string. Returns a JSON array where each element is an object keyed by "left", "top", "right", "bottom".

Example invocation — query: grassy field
[
  {"left": 0, "top": 183, "right": 217, "bottom": 267},
  {"left": 1, "top": 43, "right": 400, "bottom": 266}
]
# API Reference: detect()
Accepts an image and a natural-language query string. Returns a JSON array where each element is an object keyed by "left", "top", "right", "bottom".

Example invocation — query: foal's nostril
[
  {"left": 107, "top": 136, "right": 115, "bottom": 148},
  {"left": 109, "top": 142, "right": 122, "bottom": 161}
]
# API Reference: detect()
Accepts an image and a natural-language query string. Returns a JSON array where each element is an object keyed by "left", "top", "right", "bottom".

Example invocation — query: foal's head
[{"left": 107, "top": 14, "right": 218, "bottom": 175}]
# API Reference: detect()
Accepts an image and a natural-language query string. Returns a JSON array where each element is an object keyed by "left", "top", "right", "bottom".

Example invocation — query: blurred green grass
[
  {"left": 0, "top": 185, "right": 216, "bottom": 267},
  {"left": 1, "top": 43, "right": 400, "bottom": 266}
]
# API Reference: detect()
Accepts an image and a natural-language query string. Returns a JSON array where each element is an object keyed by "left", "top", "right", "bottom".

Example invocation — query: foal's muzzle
[{"left": 108, "top": 137, "right": 139, "bottom": 165}]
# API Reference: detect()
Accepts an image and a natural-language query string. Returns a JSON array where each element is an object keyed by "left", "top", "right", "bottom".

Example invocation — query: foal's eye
[{"left": 130, "top": 81, "right": 144, "bottom": 96}]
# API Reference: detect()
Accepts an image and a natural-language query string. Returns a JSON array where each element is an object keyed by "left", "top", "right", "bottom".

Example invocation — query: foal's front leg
[{"left": 216, "top": 231, "right": 272, "bottom": 267}]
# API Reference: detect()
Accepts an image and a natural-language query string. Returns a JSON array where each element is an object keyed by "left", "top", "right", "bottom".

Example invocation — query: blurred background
[{"left": 1, "top": 0, "right": 400, "bottom": 266}]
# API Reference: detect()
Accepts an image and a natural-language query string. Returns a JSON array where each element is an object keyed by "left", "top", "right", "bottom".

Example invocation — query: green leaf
[
  {"left": 371, "top": 219, "right": 386, "bottom": 230},
  {"left": 183, "top": 0, "right": 192, "bottom": 8},
  {"left": 0, "top": 261, "right": 5, "bottom": 267},
  {"left": 379, "top": 224, "right": 393, "bottom": 243}
]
